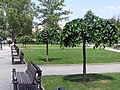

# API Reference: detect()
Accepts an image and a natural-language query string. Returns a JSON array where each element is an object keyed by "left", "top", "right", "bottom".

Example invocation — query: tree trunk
[
  {"left": 109, "top": 40, "right": 112, "bottom": 47},
  {"left": 46, "top": 41, "right": 49, "bottom": 62},
  {"left": 12, "top": 31, "right": 15, "bottom": 43},
  {"left": 0, "top": 42, "right": 2, "bottom": 50},
  {"left": 83, "top": 38, "right": 86, "bottom": 81},
  {"left": 1, "top": 43, "right": 2, "bottom": 50},
  {"left": 25, "top": 43, "right": 26, "bottom": 48}
]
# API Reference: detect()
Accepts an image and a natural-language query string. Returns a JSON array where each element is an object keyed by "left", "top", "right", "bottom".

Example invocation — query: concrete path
[
  {"left": 105, "top": 47, "right": 120, "bottom": 52},
  {"left": 0, "top": 46, "right": 13, "bottom": 90},
  {"left": 0, "top": 45, "right": 26, "bottom": 90},
  {"left": 40, "top": 63, "right": 120, "bottom": 75},
  {"left": 0, "top": 46, "right": 120, "bottom": 89}
]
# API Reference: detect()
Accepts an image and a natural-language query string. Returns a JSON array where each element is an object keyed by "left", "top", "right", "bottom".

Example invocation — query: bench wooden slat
[
  {"left": 16, "top": 72, "right": 31, "bottom": 84},
  {"left": 26, "top": 63, "right": 37, "bottom": 83},
  {"left": 18, "top": 84, "right": 39, "bottom": 90}
]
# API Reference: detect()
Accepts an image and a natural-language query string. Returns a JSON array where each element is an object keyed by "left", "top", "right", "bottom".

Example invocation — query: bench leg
[
  {"left": 12, "top": 69, "right": 18, "bottom": 90},
  {"left": 12, "top": 69, "right": 16, "bottom": 82},
  {"left": 37, "top": 78, "right": 42, "bottom": 90},
  {"left": 13, "top": 79, "right": 18, "bottom": 90},
  {"left": 12, "top": 57, "right": 14, "bottom": 64}
]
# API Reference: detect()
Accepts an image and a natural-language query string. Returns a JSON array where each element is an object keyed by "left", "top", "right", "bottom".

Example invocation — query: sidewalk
[
  {"left": 40, "top": 63, "right": 120, "bottom": 75},
  {"left": 0, "top": 46, "right": 12, "bottom": 90},
  {"left": 0, "top": 45, "right": 26, "bottom": 90},
  {"left": 105, "top": 47, "right": 120, "bottom": 52}
]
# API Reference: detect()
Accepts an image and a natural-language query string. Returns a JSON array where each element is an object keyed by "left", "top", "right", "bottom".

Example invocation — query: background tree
[
  {"left": 36, "top": 0, "right": 71, "bottom": 62},
  {"left": 1, "top": 0, "right": 36, "bottom": 42},
  {"left": 17, "top": 35, "right": 32, "bottom": 48},
  {"left": 61, "top": 10, "right": 118, "bottom": 81},
  {"left": 37, "top": 28, "right": 60, "bottom": 61},
  {"left": 0, "top": 8, "right": 7, "bottom": 40},
  {"left": 0, "top": 9, "right": 4, "bottom": 49},
  {"left": 109, "top": 16, "right": 120, "bottom": 41}
]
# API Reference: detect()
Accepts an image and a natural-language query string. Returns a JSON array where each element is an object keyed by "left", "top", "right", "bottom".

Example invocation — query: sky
[{"left": 32, "top": 0, "right": 120, "bottom": 25}]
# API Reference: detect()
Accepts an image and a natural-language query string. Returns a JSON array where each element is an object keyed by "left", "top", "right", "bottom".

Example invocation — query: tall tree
[
  {"left": 1, "top": 0, "right": 36, "bottom": 41},
  {"left": 61, "top": 10, "right": 118, "bottom": 81},
  {"left": 37, "top": 0, "right": 71, "bottom": 62}
]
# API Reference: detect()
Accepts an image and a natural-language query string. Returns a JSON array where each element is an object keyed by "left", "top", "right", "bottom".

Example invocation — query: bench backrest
[
  {"left": 16, "top": 47, "right": 19, "bottom": 53},
  {"left": 30, "top": 61, "right": 42, "bottom": 76},
  {"left": 11, "top": 44, "right": 17, "bottom": 50},
  {"left": 25, "top": 62, "right": 41, "bottom": 84},
  {"left": 19, "top": 51, "right": 24, "bottom": 61}
]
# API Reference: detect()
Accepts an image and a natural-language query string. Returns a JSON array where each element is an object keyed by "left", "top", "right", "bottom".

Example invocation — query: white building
[
  {"left": 32, "top": 23, "right": 44, "bottom": 32},
  {"left": 32, "top": 23, "right": 64, "bottom": 32}
]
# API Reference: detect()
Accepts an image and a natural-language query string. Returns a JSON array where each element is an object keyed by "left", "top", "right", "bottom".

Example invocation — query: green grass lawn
[
  {"left": 42, "top": 73, "right": 120, "bottom": 90},
  {"left": 19, "top": 44, "right": 120, "bottom": 64}
]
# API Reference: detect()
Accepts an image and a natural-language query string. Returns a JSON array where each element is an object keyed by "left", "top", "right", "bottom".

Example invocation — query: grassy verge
[
  {"left": 42, "top": 73, "right": 120, "bottom": 90},
  {"left": 19, "top": 44, "right": 120, "bottom": 64}
]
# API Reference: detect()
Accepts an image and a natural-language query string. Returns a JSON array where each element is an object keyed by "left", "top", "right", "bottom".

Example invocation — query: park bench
[
  {"left": 11, "top": 44, "right": 17, "bottom": 51},
  {"left": 12, "top": 50, "right": 24, "bottom": 64},
  {"left": 12, "top": 61, "right": 42, "bottom": 90},
  {"left": 11, "top": 45, "right": 19, "bottom": 56}
]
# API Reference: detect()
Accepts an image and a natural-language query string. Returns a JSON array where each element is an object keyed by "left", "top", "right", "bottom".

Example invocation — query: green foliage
[
  {"left": 36, "top": 0, "right": 71, "bottom": 45},
  {"left": 1, "top": 0, "right": 35, "bottom": 40},
  {"left": 0, "top": 9, "right": 5, "bottom": 26},
  {"left": 37, "top": 0, "right": 71, "bottom": 30},
  {"left": 0, "top": 31, "right": 4, "bottom": 41},
  {"left": 93, "top": 19, "right": 118, "bottom": 48},
  {"left": 37, "top": 28, "right": 60, "bottom": 44},
  {"left": 7, "top": 40, "right": 12, "bottom": 45},
  {"left": 61, "top": 10, "right": 118, "bottom": 48},
  {"left": 17, "top": 35, "right": 32, "bottom": 45},
  {"left": 109, "top": 16, "right": 120, "bottom": 40},
  {"left": 61, "top": 10, "right": 97, "bottom": 47}
]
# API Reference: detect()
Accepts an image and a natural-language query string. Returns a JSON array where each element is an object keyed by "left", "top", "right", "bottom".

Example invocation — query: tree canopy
[
  {"left": 61, "top": 10, "right": 118, "bottom": 48},
  {"left": 37, "top": 0, "right": 70, "bottom": 29},
  {"left": 0, "top": 0, "right": 36, "bottom": 41}
]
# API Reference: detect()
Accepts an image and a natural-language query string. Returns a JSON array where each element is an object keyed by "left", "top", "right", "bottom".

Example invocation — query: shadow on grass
[
  {"left": 64, "top": 74, "right": 114, "bottom": 82},
  {"left": 38, "top": 58, "right": 62, "bottom": 62}
]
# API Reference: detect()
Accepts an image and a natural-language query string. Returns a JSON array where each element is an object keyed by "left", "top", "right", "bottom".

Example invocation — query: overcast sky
[{"left": 32, "top": 0, "right": 120, "bottom": 25}]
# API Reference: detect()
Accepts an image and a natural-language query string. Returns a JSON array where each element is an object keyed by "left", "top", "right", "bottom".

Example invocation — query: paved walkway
[
  {"left": 40, "top": 63, "right": 120, "bottom": 75},
  {"left": 0, "top": 46, "right": 120, "bottom": 89},
  {"left": 0, "top": 45, "right": 26, "bottom": 90},
  {"left": 105, "top": 47, "right": 120, "bottom": 52}
]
